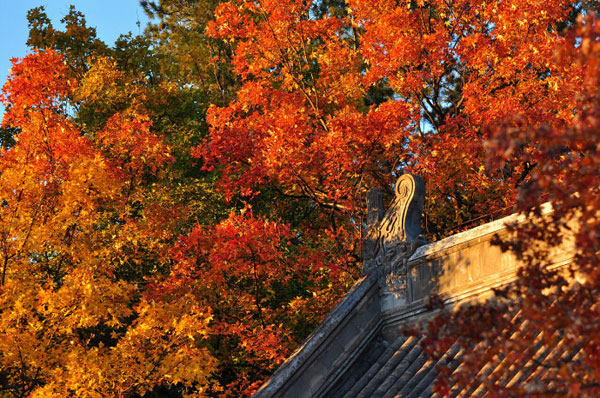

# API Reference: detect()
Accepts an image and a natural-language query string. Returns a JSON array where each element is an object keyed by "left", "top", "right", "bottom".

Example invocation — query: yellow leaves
[
  {"left": 76, "top": 56, "right": 145, "bottom": 109},
  {"left": 405, "top": 0, "right": 424, "bottom": 9},
  {"left": 0, "top": 281, "right": 216, "bottom": 396},
  {"left": 0, "top": 50, "right": 221, "bottom": 397}
]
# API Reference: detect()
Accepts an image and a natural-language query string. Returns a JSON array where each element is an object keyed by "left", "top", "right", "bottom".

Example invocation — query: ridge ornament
[{"left": 363, "top": 174, "right": 427, "bottom": 296}]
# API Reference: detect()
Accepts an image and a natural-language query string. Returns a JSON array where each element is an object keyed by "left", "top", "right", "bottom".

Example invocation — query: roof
[
  {"left": 252, "top": 176, "right": 576, "bottom": 398},
  {"left": 325, "top": 315, "right": 580, "bottom": 398},
  {"left": 326, "top": 334, "right": 442, "bottom": 398}
]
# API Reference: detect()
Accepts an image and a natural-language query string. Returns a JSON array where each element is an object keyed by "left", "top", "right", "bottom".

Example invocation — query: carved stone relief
[{"left": 363, "top": 174, "right": 427, "bottom": 298}]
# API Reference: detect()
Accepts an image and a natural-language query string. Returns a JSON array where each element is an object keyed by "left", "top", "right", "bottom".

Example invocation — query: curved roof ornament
[{"left": 363, "top": 174, "right": 427, "bottom": 293}]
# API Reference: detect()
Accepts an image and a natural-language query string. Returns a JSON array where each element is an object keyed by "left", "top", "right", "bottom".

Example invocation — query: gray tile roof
[
  {"left": 252, "top": 202, "right": 577, "bottom": 398},
  {"left": 325, "top": 319, "right": 578, "bottom": 398},
  {"left": 326, "top": 335, "right": 446, "bottom": 398}
]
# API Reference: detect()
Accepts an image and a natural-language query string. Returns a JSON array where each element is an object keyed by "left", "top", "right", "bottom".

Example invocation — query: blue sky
[{"left": 1, "top": 0, "right": 152, "bottom": 117}]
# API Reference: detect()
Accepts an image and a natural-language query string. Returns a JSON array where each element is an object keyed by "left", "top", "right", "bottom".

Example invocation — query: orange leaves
[
  {"left": 161, "top": 210, "right": 333, "bottom": 396},
  {"left": 0, "top": 49, "right": 217, "bottom": 396},
  {"left": 315, "top": 41, "right": 363, "bottom": 105},
  {"left": 0, "top": 54, "right": 121, "bottom": 285},
  {"left": 350, "top": 0, "right": 449, "bottom": 90},
  {"left": 209, "top": 211, "right": 291, "bottom": 273},
  {"left": 1, "top": 49, "right": 73, "bottom": 124},
  {"left": 200, "top": 52, "right": 410, "bottom": 210},
  {"left": 207, "top": 1, "right": 258, "bottom": 41},
  {"left": 97, "top": 111, "right": 173, "bottom": 177},
  {"left": 424, "top": 15, "right": 600, "bottom": 398},
  {"left": 169, "top": 209, "right": 293, "bottom": 289}
]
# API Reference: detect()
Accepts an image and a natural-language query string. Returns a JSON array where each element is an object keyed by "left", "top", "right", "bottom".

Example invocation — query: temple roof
[
  {"left": 325, "top": 315, "right": 579, "bottom": 398},
  {"left": 252, "top": 177, "right": 575, "bottom": 398}
]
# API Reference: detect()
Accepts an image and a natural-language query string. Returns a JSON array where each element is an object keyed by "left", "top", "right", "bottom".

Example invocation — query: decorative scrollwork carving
[{"left": 363, "top": 174, "right": 427, "bottom": 296}]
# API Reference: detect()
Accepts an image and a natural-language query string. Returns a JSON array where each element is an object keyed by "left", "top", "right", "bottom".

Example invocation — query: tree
[
  {"left": 4, "top": 1, "right": 599, "bottom": 397},
  {"left": 424, "top": 13, "right": 600, "bottom": 397},
  {"left": 164, "top": 210, "right": 321, "bottom": 395},
  {"left": 202, "top": 0, "right": 579, "bottom": 242},
  {"left": 141, "top": 0, "right": 239, "bottom": 107},
  {"left": 199, "top": 0, "right": 596, "bottom": 395},
  {"left": 0, "top": 49, "right": 216, "bottom": 398},
  {"left": 5, "top": 6, "right": 343, "bottom": 397}
]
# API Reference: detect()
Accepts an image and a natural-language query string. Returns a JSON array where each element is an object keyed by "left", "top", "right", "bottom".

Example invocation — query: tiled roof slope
[
  {"left": 325, "top": 318, "right": 579, "bottom": 398},
  {"left": 328, "top": 335, "right": 437, "bottom": 398},
  {"left": 252, "top": 203, "right": 576, "bottom": 398}
]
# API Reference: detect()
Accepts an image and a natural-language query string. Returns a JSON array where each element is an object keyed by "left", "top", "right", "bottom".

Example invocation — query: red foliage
[{"left": 425, "top": 15, "right": 600, "bottom": 398}]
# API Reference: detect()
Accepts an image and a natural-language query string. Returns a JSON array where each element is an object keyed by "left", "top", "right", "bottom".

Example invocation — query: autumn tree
[
  {"left": 0, "top": 48, "right": 219, "bottom": 397},
  {"left": 424, "top": 12, "right": 600, "bottom": 397},
  {"left": 140, "top": 1, "right": 363, "bottom": 393},
  {"left": 4, "top": 6, "right": 342, "bottom": 397},
  {"left": 25, "top": 4, "right": 232, "bottom": 232},
  {"left": 141, "top": 0, "right": 239, "bottom": 107},
  {"left": 200, "top": 0, "right": 584, "bottom": 278},
  {"left": 194, "top": 0, "right": 600, "bottom": 395},
  {"left": 5, "top": 1, "right": 599, "bottom": 397},
  {"left": 202, "top": 0, "right": 575, "bottom": 241}
]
